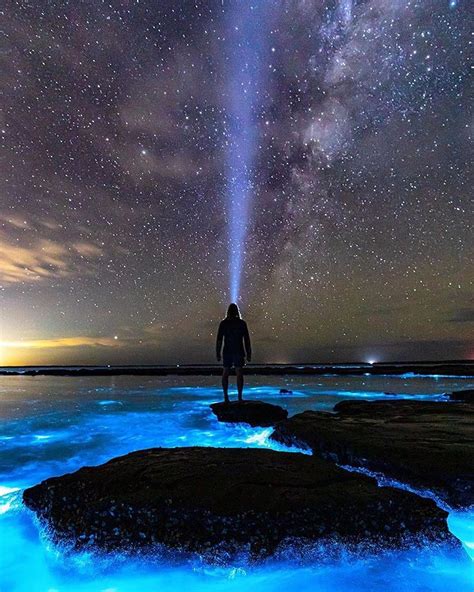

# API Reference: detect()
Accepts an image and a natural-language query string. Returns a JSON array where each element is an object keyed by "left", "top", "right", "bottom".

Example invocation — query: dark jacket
[{"left": 216, "top": 318, "right": 251, "bottom": 360}]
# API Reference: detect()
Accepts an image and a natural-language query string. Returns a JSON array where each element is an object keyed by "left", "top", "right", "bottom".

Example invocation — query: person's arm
[
  {"left": 243, "top": 321, "right": 251, "bottom": 362},
  {"left": 216, "top": 321, "right": 224, "bottom": 361}
]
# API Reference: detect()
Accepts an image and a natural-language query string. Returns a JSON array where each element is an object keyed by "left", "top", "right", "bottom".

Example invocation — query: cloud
[
  {"left": 0, "top": 237, "right": 70, "bottom": 284},
  {"left": 39, "top": 218, "right": 64, "bottom": 230},
  {"left": 0, "top": 214, "right": 30, "bottom": 229},
  {"left": 114, "top": 46, "right": 223, "bottom": 188},
  {"left": 72, "top": 242, "right": 104, "bottom": 258},
  {"left": 0, "top": 336, "right": 120, "bottom": 349},
  {"left": 0, "top": 235, "right": 103, "bottom": 284}
]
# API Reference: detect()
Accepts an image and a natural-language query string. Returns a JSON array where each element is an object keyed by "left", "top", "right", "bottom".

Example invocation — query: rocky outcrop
[
  {"left": 22, "top": 447, "right": 453, "bottom": 559},
  {"left": 210, "top": 400, "right": 288, "bottom": 427},
  {"left": 271, "top": 400, "right": 474, "bottom": 508},
  {"left": 2, "top": 362, "right": 472, "bottom": 377},
  {"left": 449, "top": 389, "right": 474, "bottom": 403}
]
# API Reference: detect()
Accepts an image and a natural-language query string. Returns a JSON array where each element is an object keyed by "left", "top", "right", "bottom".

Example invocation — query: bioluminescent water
[
  {"left": 1, "top": 374, "right": 473, "bottom": 592},
  {"left": 225, "top": 2, "right": 271, "bottom": 302}
]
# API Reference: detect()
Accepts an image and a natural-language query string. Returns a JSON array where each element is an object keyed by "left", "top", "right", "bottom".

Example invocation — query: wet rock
[
  {"left": 23, "top": 447, "right": 454, "bottom": 559},
  {"left": 210, "top": 400, "right": 288, "bottom": 427},
  {"left": 271, "top": 400, "right": 474, "bottom": 508},
  {"left": 449, "top": 389, "right": 474, "bottom": 403}
]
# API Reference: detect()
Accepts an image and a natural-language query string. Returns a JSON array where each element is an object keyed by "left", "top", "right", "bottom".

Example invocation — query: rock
[
  {"left": 280, "top": 388, "right": 293, "bottom": 394},
  {"left": 23, "top": 447, "right": 454, "bottom": 559},
  {"left": 210, "top": 400, "right": 288, "bottom": 427},
  {"left": 271, "top": 400, "right": 474, "bottom": 508},
  {"left": 449, "top": 389, "right": 474, "bottom": 403}
]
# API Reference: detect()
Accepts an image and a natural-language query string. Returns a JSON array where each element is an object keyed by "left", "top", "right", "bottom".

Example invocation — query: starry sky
[{"left": 0, "top": 0, "right": 472, "bottom": 366}]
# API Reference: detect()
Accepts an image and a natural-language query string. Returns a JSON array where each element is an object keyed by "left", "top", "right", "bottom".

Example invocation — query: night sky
[{"left": 1, "top": 0, "right": 472, "bottom": 366}]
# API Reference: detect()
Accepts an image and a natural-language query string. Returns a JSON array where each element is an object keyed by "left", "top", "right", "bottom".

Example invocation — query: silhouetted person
[{"left": 216, "top": 303, "right": 252, "bottom": 403}]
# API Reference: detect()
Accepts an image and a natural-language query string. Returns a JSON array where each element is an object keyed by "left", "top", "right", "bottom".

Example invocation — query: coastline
[{"left": 1, "top": 361, "right": 473, "bottom": 377}]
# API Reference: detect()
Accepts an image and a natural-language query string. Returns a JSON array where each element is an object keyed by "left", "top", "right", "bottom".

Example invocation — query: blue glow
[
  {"left": 397, "top": 373, "right": 474, "bottom": 379},
  {"left": 339, "top": 464, "right": 474, "bottom": 562},
  {"left": 338, "top": 464, "right": 449, "bottom": 511},
  {"left": 449, "top": 512, "right": 474, "bottom": 561},
  {"left": 225, "top": 2, "right": 270, "bottom": 302},
  {"left": 1, "top": 374, "right": 473, "bottom": 591}
]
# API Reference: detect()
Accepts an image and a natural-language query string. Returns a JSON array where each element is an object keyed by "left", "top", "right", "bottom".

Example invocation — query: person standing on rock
[{"left": 216, "top": 303, "right": 252, "bottom": 403}]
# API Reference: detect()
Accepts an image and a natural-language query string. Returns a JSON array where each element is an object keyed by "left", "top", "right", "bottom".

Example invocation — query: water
[{"left": 0, "top": 374, "right": 473, "bottom": 592}]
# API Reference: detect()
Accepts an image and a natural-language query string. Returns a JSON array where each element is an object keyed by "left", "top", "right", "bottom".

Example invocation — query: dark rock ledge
[
  {"left": 271, "top": 400, "right": 474, "bottom": 509},
  {"left": 449, "top": 389, "right": 474, "bottom": 403},
  {"left": 210, "top": 400, "right": 288, "bottom": 427},
  {"left": 3, "top": 362, "right": 473, "bottom": 377},
  {"left": 22, "top": 447, "right": 453, "bottom": 560}
]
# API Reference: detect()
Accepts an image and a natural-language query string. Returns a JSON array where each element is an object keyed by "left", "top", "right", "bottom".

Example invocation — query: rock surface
[
  {"left": 210, "top": 400, "right": 288, "bottom": 426},
  {"left": 271, "top": 400, "right": 474, "bottom": 508},
  {"left": 22, "top": 447, "right": 453, "bottom": 559},
  {"left": 449, "top": 389, "right": 474, "bottom": 403}
]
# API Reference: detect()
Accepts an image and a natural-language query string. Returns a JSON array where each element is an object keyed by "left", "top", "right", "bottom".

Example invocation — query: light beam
[{"left": 225, "top": 2, "right": 270, "bottom": 302}]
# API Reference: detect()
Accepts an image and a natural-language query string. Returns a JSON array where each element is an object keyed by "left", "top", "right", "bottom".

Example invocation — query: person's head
[{"left": 226, "top": 303, "right": 240, "bottom": 319}]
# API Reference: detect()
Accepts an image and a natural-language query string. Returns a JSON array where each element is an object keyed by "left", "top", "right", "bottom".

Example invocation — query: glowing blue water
[{"left": 0, "top": 374, "right": 473, "bottom": 591}]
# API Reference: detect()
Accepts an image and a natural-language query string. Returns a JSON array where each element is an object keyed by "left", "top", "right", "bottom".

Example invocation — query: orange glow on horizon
[{"left": 0, "top": 336, "right": 121, "bottom": 367}]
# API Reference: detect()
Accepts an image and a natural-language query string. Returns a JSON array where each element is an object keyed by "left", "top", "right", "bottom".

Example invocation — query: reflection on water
[{"left": 0, "top": 374, "right": 473, "bottom": 591}]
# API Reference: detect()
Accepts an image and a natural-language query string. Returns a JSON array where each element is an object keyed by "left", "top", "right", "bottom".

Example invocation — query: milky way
[{"left": 0, "top": 0, "right": 472, "bottom": 365}]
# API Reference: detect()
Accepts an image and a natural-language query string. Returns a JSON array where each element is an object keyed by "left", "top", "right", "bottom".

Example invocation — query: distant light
[
  {"left": 141, "top": 149, "right": 147, "bottom": 155},
  {"left": 114, "top": 335, "right": 118, "bottom": 340},
  {"left": 449, "top": 0, "right": 458, "bottom": 8},
  {"left": 368, "top": 359, "right": 377, "bottom": 365}
]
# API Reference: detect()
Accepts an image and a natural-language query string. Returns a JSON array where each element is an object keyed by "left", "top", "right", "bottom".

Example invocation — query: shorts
[{"left": 223, "top": 352, "right": 245, "bottom": 368}]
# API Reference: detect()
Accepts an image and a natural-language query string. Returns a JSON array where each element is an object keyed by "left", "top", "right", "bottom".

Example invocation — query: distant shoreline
[{"left": 1, "top": 362, "right": 473, "bottom": 377}]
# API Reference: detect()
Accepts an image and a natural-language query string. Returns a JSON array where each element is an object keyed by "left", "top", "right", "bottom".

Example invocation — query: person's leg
[
  {"left": 222, "top": 367, "right": 230, "bottom": 403},
  {"left": 236, "top": 367, "right": 244, "bottom": 402}
]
